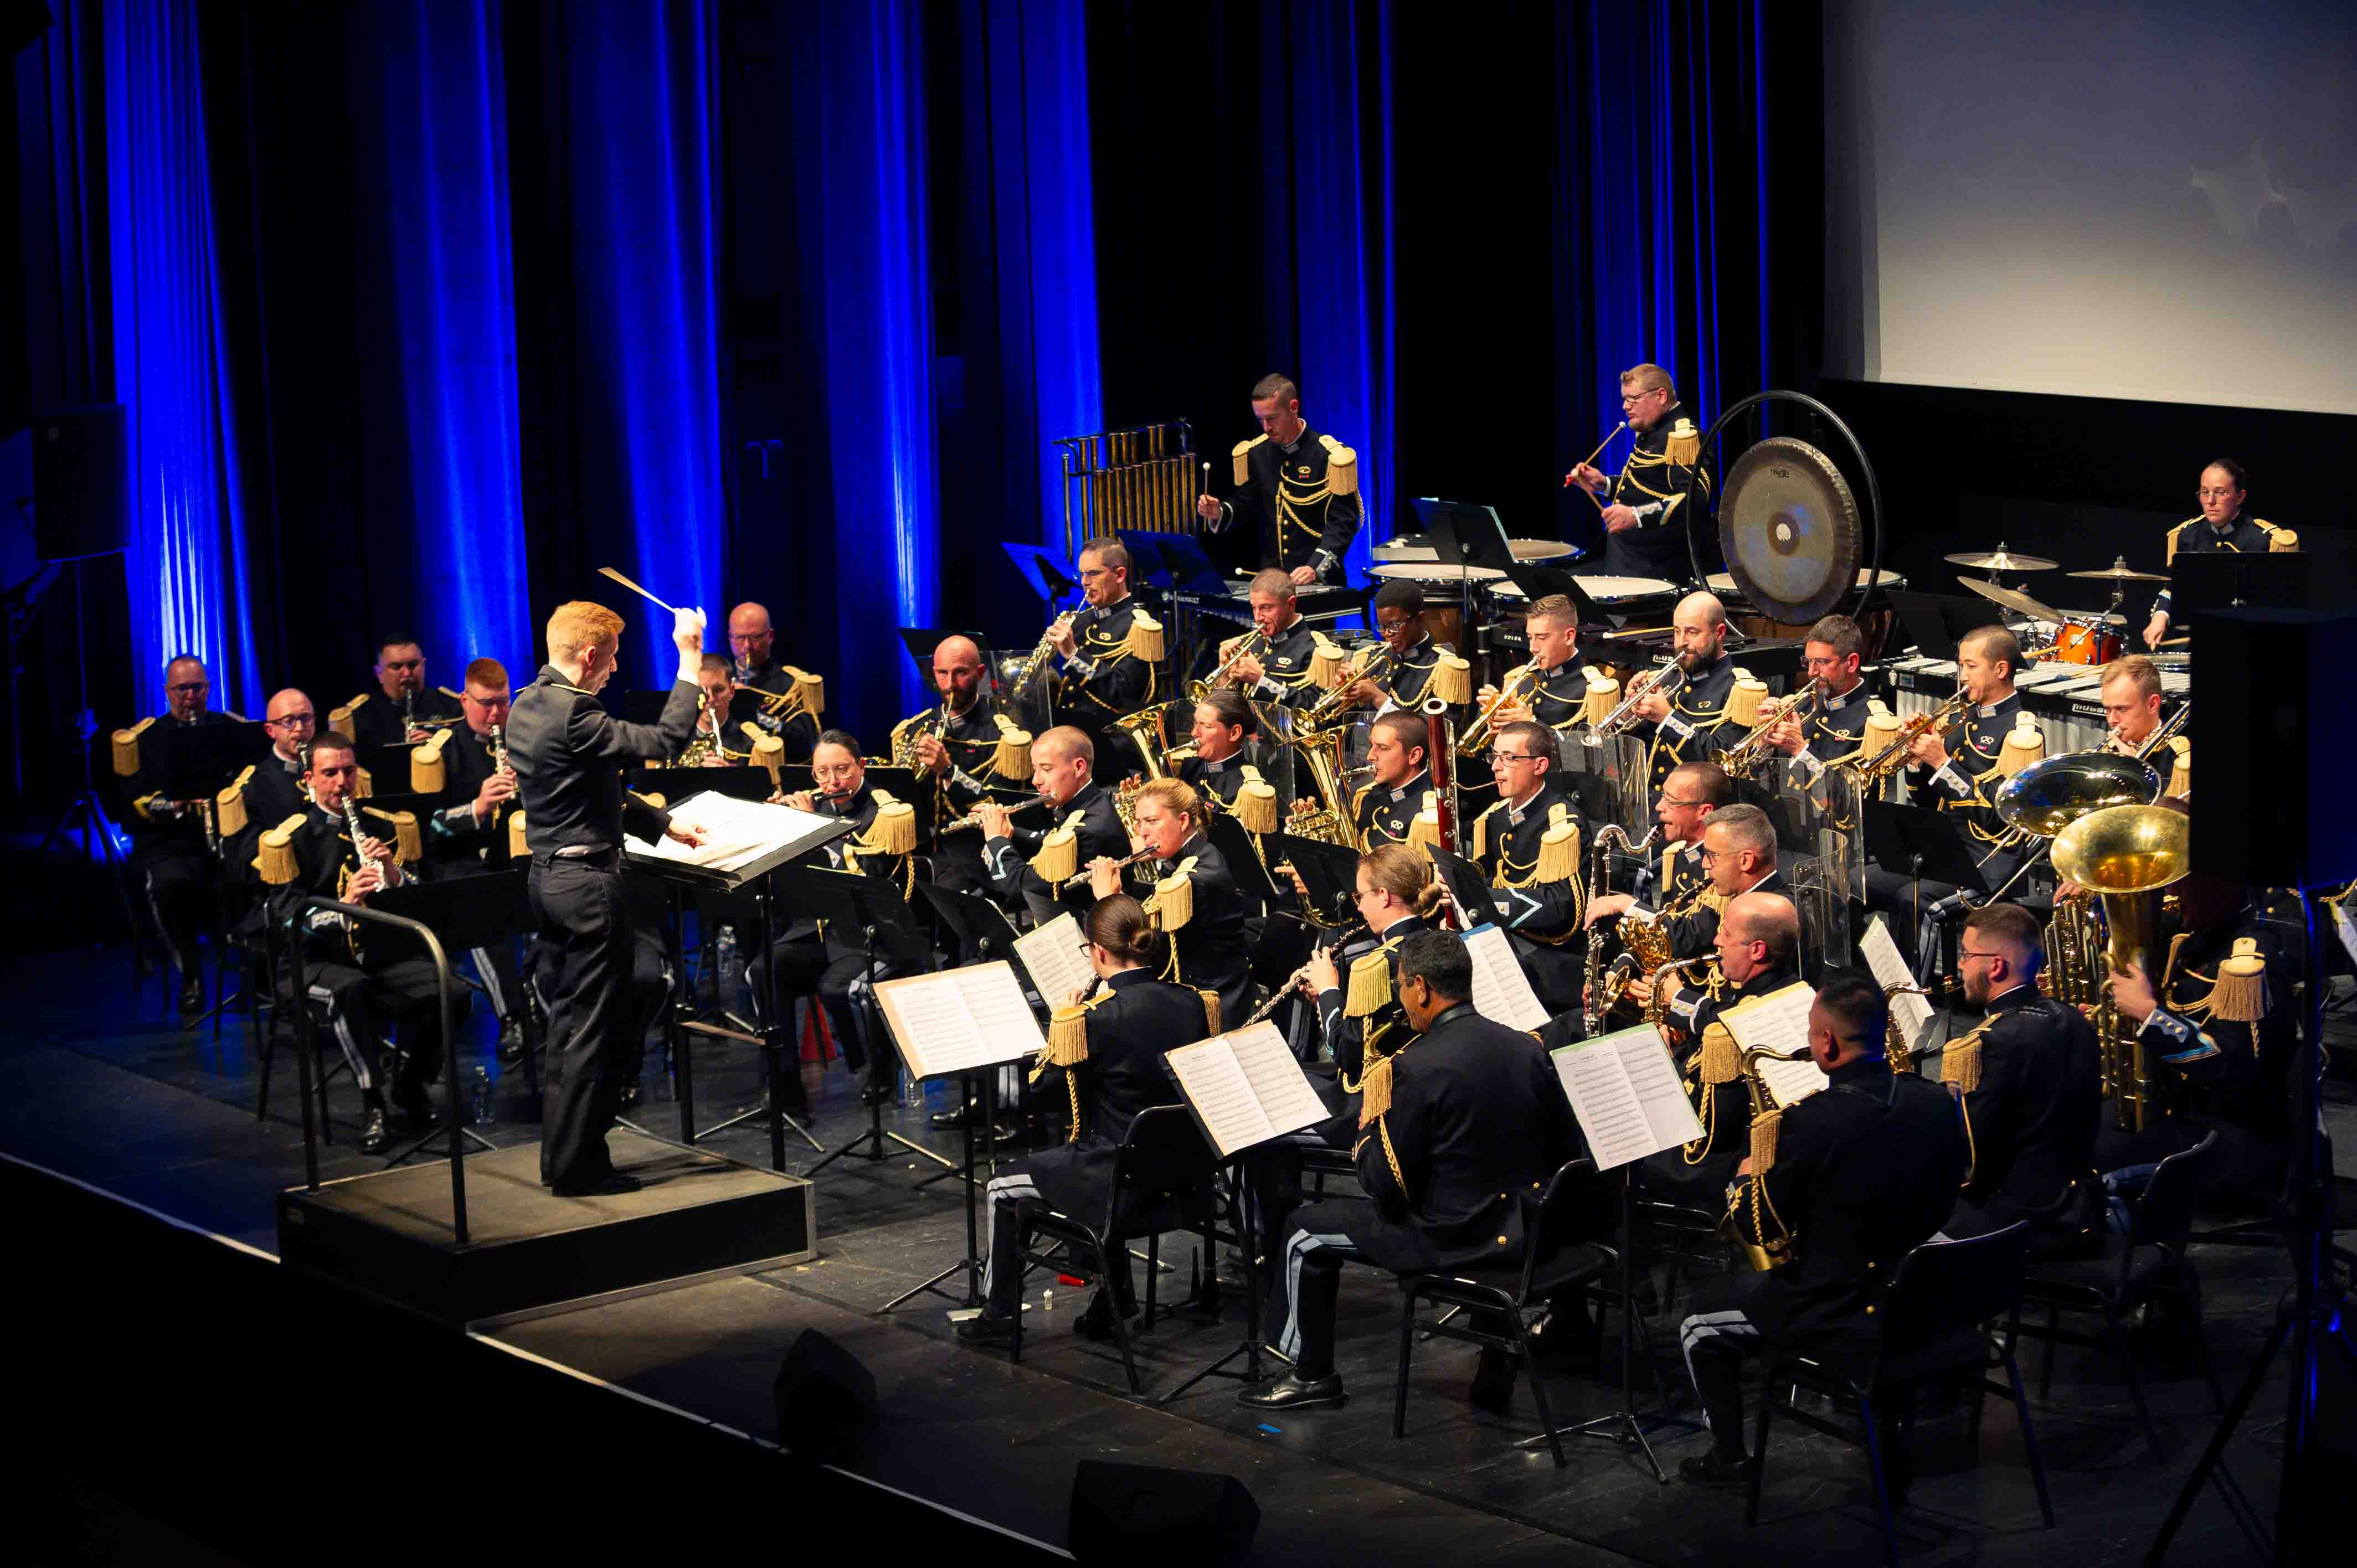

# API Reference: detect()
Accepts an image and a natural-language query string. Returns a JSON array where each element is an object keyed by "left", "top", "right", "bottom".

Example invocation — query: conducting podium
[{"left": 624, "top": 792, "right": 856, "bottom": 1172}]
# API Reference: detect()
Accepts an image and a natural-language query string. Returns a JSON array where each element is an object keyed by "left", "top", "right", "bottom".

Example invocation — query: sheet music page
[
  {"left": 954, "top": 963, "right": 1047, "bottom": 1062},
  {"left": 1223, "top": 1022, "right": 1330, "bottom": 1138},
  {"left": 1721, "top": 982, "right": 1829, "bottom": 1106},
  {"left": 1860, "top": 917, "right": 1934, "bottom": 1043},
  {"left": 640, "top": 792, "right": 836, "bottom": 872},
  {"left": 1551, "top": 1024, "right": 1702, "bottom": 1170},
  {"left": 1013, "top": 914, "right": 1095, "bottom": 1009},
  {"left": 1164, "top": 1038, "right": 1275, "bottom": 1158},
  {"left": 874, "top": 962, "right": 1043, "bottom": 1079},
  {"left": 1462, "top": 924, "right": 1551, "bottom": 1031}
]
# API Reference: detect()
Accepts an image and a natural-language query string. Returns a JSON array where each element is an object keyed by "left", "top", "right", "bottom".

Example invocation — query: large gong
[{"left": 1717, "top": 436, "right": 1863, "bottom": 624}]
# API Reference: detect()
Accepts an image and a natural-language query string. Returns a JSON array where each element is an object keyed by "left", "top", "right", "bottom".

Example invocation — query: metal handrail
[{"left": 287, "top": 896, "right": 471, "bottom": 1245}]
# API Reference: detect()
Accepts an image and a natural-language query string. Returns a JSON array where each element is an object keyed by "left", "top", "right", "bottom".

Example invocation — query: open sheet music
[
  {"left": 1860, "top": 917, "right": 1934, "bottom": 1044},
  {"left": 1012, "top": 913, "right": 1096, "bottom": 1010},
  {"left": 1164, "top": 1022, "right": 1330, "bottom": 1159},
  {"left": 1719, "top": 981, "right": 1828, "bottom": 1107},
  {"left": 635, "top": 791, "right": 838, "bottom": 873},
  {"left": 872, "top": 962, "right": 1046, "bottom": 1080},
  {"left": 1550, "top": 1024, "right": 1705, "bottom": 1171},
  {"left": 1461, "top": 924, "right": 1551, "bottom": 1031}
]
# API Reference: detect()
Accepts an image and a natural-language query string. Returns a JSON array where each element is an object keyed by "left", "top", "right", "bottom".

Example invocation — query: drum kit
[{"left": 1953, "top": 553, "right": 2167, "bottom": 667}]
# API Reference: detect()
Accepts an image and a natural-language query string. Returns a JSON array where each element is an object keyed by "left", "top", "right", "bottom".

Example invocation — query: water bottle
[
  {"left": 898, "top": 1067, "right": 923, "bottom": 1109},
  {"left": 470, "top": 1066, "right": 494, "bottom": 1126}
]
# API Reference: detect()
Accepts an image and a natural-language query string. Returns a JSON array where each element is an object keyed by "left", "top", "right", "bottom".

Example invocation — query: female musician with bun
[
  {"left": 1092, "top": 777, "right": 1252, "bottom": 1028},
  {"left": 1301, "top": 844, "right": 1449, "bottom": 1090},
  {"left": 959, "top": 896, "right": 1220, "bottom": 1349}
]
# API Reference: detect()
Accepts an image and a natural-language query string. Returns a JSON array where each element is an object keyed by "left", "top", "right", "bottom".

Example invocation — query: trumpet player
[
  {"left": 1900, "top": 625, "right": 2026, "bottom": 845},
  {"left": 903, "top": 635, "right": 1026, "bottom": 893},
  {"left": 1468, "top": 720, "right": 1591, "bottom": 1012},
  {"left": 1089, "top": 777, "right": 1250, "bottom": 1028},
  {"left": 1676, "top": 970, "right": 1968, "bottom": 1490},
  {"left": 1218, "top": 570, "right": 1326, "bottom": 710},
  {"left": 2096, "top": 656, "right": 2191, "bottom": 796},
  {"left": 1473, "top": 594, "right": 1589, "bottom": 736},
  {"left": 1759, "top": 615, "right": 1875, "bottom": 772},
  {"left": 977, "top": 726, "right": 1128, "bottom": 925},
  {"left": 1330, "top": 581, "right": 1457, "bottom": 717},
  {"left": 728, "top": 602, "right": 817, "bottom": 762},
  {"left": 1625, "top": 591, "right": 1742, "bottom": 793},
  {"left": 341, "top": 633, "right": 462, "bottom": 748},
  {"left": 1046, "top": 540, "right": 1160, "bottom": 776}
]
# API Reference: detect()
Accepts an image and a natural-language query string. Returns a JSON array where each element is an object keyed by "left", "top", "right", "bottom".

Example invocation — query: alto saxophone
[{"left": 1010, "top": 609, "right": 1080, "bottom": 706}]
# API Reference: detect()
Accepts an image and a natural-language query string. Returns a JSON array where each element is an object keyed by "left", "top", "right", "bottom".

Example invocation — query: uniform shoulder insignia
[
  {"left": 1196, "top": 987, "right": 1223, "bottom": 1035},
  {"left": 1232, "top": 434, "right": 1267, "bottom": 486},
  {"left": 1322, "top": 439, "right": 1358, "bottom": 495},
  {"left": 1351, "top": 782, "right": 1373, "bottom": 811},
  {"left": 1664, "top": 419, "right": 1701, "bottom": 466},
  {"left": 1232, "top": 435, "right": 1268, "bottom": 456},
  {"left": 1697, "top": 885, "right": 1732, "bottom": 914},
  {"left": 2254, "top": 517, "right": 2298, "bottom": 551},
  {"left": 2165, "top": 517, "right": 2196, "bottom": 565},
  {"left": 345, "top": 693, "right": 373, "bottom": 710}
]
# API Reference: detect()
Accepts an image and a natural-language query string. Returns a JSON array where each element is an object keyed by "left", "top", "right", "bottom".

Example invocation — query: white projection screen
[{"left": 1822, "top": 2, "right": 2357, "bottom": 416}]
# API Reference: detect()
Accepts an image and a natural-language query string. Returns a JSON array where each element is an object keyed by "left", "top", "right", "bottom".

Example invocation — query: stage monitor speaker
[
  {"left": 1067, "top": 1460, "right": 1259, "bottom": 1567},
  {"left": 771, "top": 1329, "right": 877, "bottom": 1462},
  {"left": 2190, "top": 608, "right": 2357, "bottom": 889},
  {"left": 33, "top": 404, "right": 128, "bottom": 562}
]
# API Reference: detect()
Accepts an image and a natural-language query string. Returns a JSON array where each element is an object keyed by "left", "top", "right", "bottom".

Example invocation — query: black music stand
[
  {"left": 2168, "top": 551, "right": 2310, "bottom": 622},
  {"left": 625, "top": 763, "right": 776, "bottom": 803},
  {"left": 1426, "top": 844, "right": 1505, "bottom": 930},
  {"left": 1268, "top": 832, "right": 1358, "bottom": 925},
  {"left": 789, "top": 864, "right": 955, "bottom": 1181},
  {"left": 1205, "top": 812, "right": 1280, "bottom": 910},
  {"left": 368, "top": 869, "right": 534, "bottom": 1165},
  {"left": 1865, "top": 800, "right": 1989, "bottom": 976}
]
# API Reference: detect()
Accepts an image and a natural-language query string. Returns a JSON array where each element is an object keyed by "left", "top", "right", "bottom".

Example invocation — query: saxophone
[
  {"left": 1009, "top": 608, "right": 1080, "bottom": 706},
  {"left": 1581, "top": 822, "right": 1658, "bottom": 1035}
]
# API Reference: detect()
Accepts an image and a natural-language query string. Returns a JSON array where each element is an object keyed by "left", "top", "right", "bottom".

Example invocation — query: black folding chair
[
  {"left": 2018, "top": 1131, "right": 2226, "bottom": 1456},
  {"left": 1009, "top": 1106, "right": 1219, "bottom": 1394},
  {"left": 1394, "top": 1158, "right": 1614, "bottom": 1467},
  {"left": 1746, "top": 1222, "right": 2055, "bottom": 1565}
]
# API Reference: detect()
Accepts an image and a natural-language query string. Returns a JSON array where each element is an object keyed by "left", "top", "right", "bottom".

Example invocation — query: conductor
[{"left": 508, "top": 599, "right": 707, "bottom": 1195}]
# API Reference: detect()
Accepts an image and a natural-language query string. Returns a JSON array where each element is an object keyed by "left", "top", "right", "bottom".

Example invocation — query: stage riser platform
[{"left": 277, "top": 1130, "right": 814, "bottom": 1323}]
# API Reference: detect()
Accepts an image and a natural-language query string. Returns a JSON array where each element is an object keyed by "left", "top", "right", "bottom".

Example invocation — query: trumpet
[
  {"left": 1846, "top": 689, "right": 1969, "bottom": 785},
  {"left": 1306, "top": 641, "right": 1397, "bottom": 725},
  {"left": 1058, "top": 844, "right": 1157, "bottom": 893},
  {"left": 1717, "top": 682, "right": 1821, "bottom": 774},
  {"left": 1584, "top": 663, "right": 1684, "bottom": 743},
  {"left": 1197, "top": 628, "right": 1269, "bottom": 698},
  {"left": 1458, "top": 656, "right": 1545, "bottom": 757},
  {"left": 939, "top": 791, "right": 1051, "bottom": 834}
]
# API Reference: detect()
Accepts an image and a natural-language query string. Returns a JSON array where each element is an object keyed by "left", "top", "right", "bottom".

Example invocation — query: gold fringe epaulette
[
  {"left": 1471, "top": 801, "right": 1501, "bottom": 863},
  {"left": 1664, "top": 417, "right": 1701, "bottom": 467},
  {"left": 364, "top": 806, "right": 423, "bottom": 863},
  {"left": 1232, "top": 770, "right": 1279, "bottom": 834},
  {"left": 1232, "top": 434, "right": 1266, "bottom": 486},
  {"left": 411, "top": 727, "right": 452, "bottom": 794},
  {"left": 215, "top": 765, "right": 256, "bottom": 837},
  {"left": 111, "top": 716, "right": 155, "bottom": 777},
  {"left": 1536, "top": 802, "right": 1580, "bottom": 883},
  {"left": 1582, "top": 675, "right": 1620, "bottom": 726},
  {"left": 1318, "top": 434, "right": 1358, "bottom": 496},
  {"left": 2210, "top": 938, "right": 2269, "bottom": 1023},
  {"left": 1428, "top": 653, "right": 1472, "bottom": 707},
  {"left": 747, "top": 728, "right": 784, "bottom": 785},
  {"left": 1941, "top": 1016, "right": 1994, "bottom": 1094},
  {"left": 1356, "top": 1049, "right": 1395, "bottom": 1127},
  {"left": 783, "top": 666, "right": 826, "bottom": 716},
  {"left": 1197, "top": 988, "right": 1223, "bottom": 1036},
  {"left": 1029, "top": 811, "right": 1085, "bottom": 885},
  {"left": 1145, "top": 857, "right": 1196, "bottom": 931},
  {"left": 2256, "top": 517, "right": 2296, "bottom": 551},
  {"left": 1308, "top": 635, "right": 1347, "bottom": 688},
  {"left": 1344, "top": 950, "right": 1392, "bottom": 1018},
  {"left": 1700, "top": 1022, "right": 1741, "bottom": 1085},
  {"left": 992, "top": 716, "right": 1032, "bottom": 781},
  {"left": 1125, "top": 612, "right": 1165, "bottom": 664},
  {"left": 2164, "top": 736, "right": 2190, "bottom": 800},
  {"left": 862, "top": 792, "right": 918, "bottom": 857},
  {"left": 1749, "top": 1105, "right": 1783, "bottom": 1173},
  {"left": 507, "top": 809, "right": 529, "bottom": 859},
  {"left": 1996, "top": 715, "right": 2045, "bottom": 777},
  {"left": 256, "top": 813, "right": 310, "bottom": 885},
  {"left": 1043, "top": 1004, "right": 1090, "bottom": 1067},
  {"left": 1725, "top": 670, "right": 1767, "bottom": 729},
  {"left": 328, "top": 693, "right": 369, "bottom": 740},
  {"left": 1406, "top": 799, "right": 1443, "bottom": 854}
]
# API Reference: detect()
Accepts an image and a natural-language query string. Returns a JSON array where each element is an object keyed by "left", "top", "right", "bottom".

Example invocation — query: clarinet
[
  {"left": 489, "top": 721, "right": 509, "bottom": 772},
  {"left": 341, "top": 795, "right": 373, "bottom": 961},
  {"left": 1239, "top": 917, "right": 1370, "bottom": 1028},
  {"left": 403, "top": 688, "right": 416, "bottom": 736}
]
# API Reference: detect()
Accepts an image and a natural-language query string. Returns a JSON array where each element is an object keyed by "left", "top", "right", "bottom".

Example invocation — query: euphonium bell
[{"left": 2050, "top": 804, "right": 2190, "bottom": 1133}]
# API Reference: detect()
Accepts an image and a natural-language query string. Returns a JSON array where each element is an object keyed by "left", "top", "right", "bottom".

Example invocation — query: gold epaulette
[
  {"left": 1124, "top": 612, "right": 1165, "bottom": 664},
  {"left": 215, "top": 765, "right": 257, "bottom": 837},
  {"left": 1318, "top": 434, "right": 1358, "bottom": 496},
  {"left": 1350, "top": 782, "right": 1374, "bottom": 818},
  {"left": 1537, "top": 802, "right": 1580, "bottom": 884},
  {"left": 2164, "top": 517, "right": 2196, "bottom": 566},
  {"left": 1470, "top": 799, "right": 1505, "bottom": 863},
  {"left": 1344, "top": 950, "right": 1393, "bottom": 1018},
  {"left": 1196, "top": 987, "right": 1222, "bottom": 1036},
  {"left": 1664, "top": 417, "right": 1701, "bottom": 467},
  {"left": 782, "top": 666, "right": 826, "bottom": 716},
  {"left": 2254, "top": 517, "right": 2297, "bottom": 551},
  {"left": 1700, "top": 1021, "right": 1741, "bottom": 1085},
  {"left": 329, "top": 693, "right": 370, "bottom": 740},
  {"left": 1144, "top": 856, "right": 1197, "bottom": 932},
  {"left": 111, "top": 715, "right": 156, "bottom": 777},
  {"left": 2165, "top": 736, "right": 2191, "bottom": 799},
  {"left": 1043, "top": 1004, "right": 1090, "bottom": 1067},
  {"left": 1696, "top": 884, "right": 1732, "bottom": 916},
  {"left": 1232, "top": 434, "right": 1267, "bottom": 485},
  {"left": 256, "top": 813, "right": 311, "bottom": 886},
  {"left": 1940, "top": 1014, "right": 1998, "bottom": 1094}
]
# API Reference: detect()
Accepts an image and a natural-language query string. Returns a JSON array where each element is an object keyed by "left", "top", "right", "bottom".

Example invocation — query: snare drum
[{"left": 2054, "top": 617, "right": 2125, "bottom": 667}]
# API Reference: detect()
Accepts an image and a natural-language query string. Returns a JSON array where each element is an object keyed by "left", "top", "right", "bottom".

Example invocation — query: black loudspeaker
[
  {"left": 771, "top": 1329, "right": 878, "bottom": 1462},
  {"left": 33, "top": 404, "right": 129, "bottom": 562},
  {"left": 1067, "top": 1461, "right": 1259, "bottom": 1567},
  {"left": 2191, "top": 609, "right": 2357, "bottom": 888}
]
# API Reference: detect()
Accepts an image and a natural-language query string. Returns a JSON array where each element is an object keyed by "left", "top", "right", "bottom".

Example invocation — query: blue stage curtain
[
  {"left": 564, "top": 0, "right": 727, "bottom": 689},
  {"left": 1277, "top": 0, "right": 1398, "bottom": 568},
  {"left": 790, "top": 0, "right": 941, "bottom": 728},
  {"left": 374, "top": 0, "right": 533, "bottom": 673},
  {"left": 100, "top": 0, "right": 263, "bottom": 718},
  {"left": 1554, "top": 0, "right": 1776, "bottom": 555},
  {"left": 970, "top": 0, "right": 1103, "bottom": 546}
]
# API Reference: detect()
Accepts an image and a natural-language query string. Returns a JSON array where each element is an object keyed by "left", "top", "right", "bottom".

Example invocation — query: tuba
[
  {"left": 2047, "top": 804, "right": 2190, "bottom": 1133},
  {"left": 1112, "top": 705, "right": 1175, "bottom": 780}
]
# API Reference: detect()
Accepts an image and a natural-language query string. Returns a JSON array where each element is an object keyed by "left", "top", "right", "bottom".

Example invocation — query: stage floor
[{"left": 4, "top": 938, "right": 2348, "bottom": 1564}]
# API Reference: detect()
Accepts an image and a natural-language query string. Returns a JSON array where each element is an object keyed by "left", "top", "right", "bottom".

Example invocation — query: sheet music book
[
  {"left": 1718, "top": 981, "right": 1828, "bottom": 1107},
  {"left": 1860, "top": 917, "right": 1934, "bottom": 1044},
  {"left": 1164, "top": 1022, "right": 1330, "bottom": 1159},
  {"left": 871, "top": 962, "right": 1046, "bottom": 1081},
  {"left": 1461, "top": 924, "right": 1551, "bottom": 1031},
  {"left": 635, "top": 792, "right": 837, "bottom": 873},
  {"left": 1012, "top": 912, "right": 1097, "bottom": 1010},
  {"left": 1550, "top": 1024, "right": 1706, "bottom": 1172}
]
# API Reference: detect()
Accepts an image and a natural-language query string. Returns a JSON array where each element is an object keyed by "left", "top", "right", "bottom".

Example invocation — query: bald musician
[
  {"left": 1625, "top": 591, "right": 1742, "bottom": 793},
  {"left": 728, "top": 601, "right": 819, "bottom": 763},
  {"left": 903, "top": 635, "right": 1031, "bottom": 894}
]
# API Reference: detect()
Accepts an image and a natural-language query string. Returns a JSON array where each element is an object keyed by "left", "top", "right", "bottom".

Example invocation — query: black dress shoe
[
  {"left": 1469, "top": 1347, "right": 1518, "bottom": 1414},
  {"left": 550, "top": 1172, "right": 642, "bottom": 1197},
  {"left": 1074, "top": 1291, "right": 1140, "bottom": 1342},
  {"left": 955, "top": 1311, "right": 1018, "bottom": 1346},
  {"left": 1238, "top": 1370, "right": 1346, "bottom": 1410},
  {"left": 616, "top": 1081, "right": 642, "bottom": 1110},
  {"left": 928, "top": 1096, "right": 979, "bottom": 1128},
  {"left": 496, "top": 1021, "right": 526, "bottom": 1067},
  {"left": 360, "top": 1107, "right": 390, "bottom": 1154},
  {"left": 1679, "top": 1450, "right": 1756, "bottom": 1489},
  {"left": 178, "top": 977, "right": 207, "bottom": 1014}
]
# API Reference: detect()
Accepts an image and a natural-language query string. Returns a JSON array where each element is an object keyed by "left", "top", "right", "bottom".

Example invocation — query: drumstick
[
  {"left": 597, "top": 566, "right": 678, "bottom": 616},
  {"left": 1563, "top": 420, "right": 1628, "bottom": 512}
]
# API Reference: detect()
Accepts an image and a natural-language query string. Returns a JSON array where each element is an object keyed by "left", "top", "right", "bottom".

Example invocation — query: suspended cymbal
[
  {"left": 1959, "top": 575, "right": 2066, "bottom": 623},
  {"left": 2067, "top": 556, "right": 2168, "bottom": 584},
  {"left": 1718, "top": 436, "right": 1864, "bottom": 623},
  {"left": 1943, "top": 544, "right": 2057, "bottom": 572}
]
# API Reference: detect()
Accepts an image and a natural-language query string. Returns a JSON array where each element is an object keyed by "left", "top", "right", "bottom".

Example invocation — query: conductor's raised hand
[{"left": 672, "top": 606, "right": 706, "bottom": 655}]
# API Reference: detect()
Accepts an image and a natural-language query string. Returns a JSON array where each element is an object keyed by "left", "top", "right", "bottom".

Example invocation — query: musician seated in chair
[
  {"left": 1218, "top": 569, "right": 1329, "bottom": 711},
  {"left": 2144, "top": 458, "right": 2293, "bottom": 651},
  {"left": 749, "top": 730, "right": 922, "bottom": 1106},
  {"left": 1934, "top": 904, "right": 2104, "bottom": 1260},
  {"left": 1350, "top": 711, "right": 1434, "bottom": 849},
  {"left": 339, "top": 633, "right": 461, "bottom": 749},
  {"left": 1240, "top": 931, "right": 1581, "bottom": 1413},
  {"left": 1676, "top": 971, "right": 1968, "bottom": 1489},
  {"left": 421, "top": 658, "right": 531, "bottom": 1062},
  {"left": 1638, "top": 891, "right": 1805, "bottom": 1211},
  {"left": 120, "top": 654, "right": 243, "bottom": 1014},
  {"left": 1761, "top": 614, "right": 1877, "bottom": 772},
  {"left": 2093, "top": 656, "right": 2190, "bottom": 795},
  {"left": 1176, "top": 689, "right": 1264, "bottom": 812},
  {"left": 727, "top": 602, "right": 819, "bottom": 762},
  {"left": 1468, "top": 720, "right": 1591, "bottom": 1014},
  {"left": 259, "top": 734, "right": 464, "bottom": 1153},
  {"left": 1475, "top": 593, "right": 1591, "bottom": 737},
  {"left": 958, "top": 896, "right": 1219, "bottom": 1349},
  {"left": 1625, "top": 591, "right": 1742, "bottom": 795},
  {"left": 904, "top": 634, "right": 1029, "bottom": 895},
  {"left": 975, "top": 726, "right": 1128, "bottom": 927},
  {"left": 1329, "top": 580, "right": 1459, "bottom": 720},
  {"left": 1092, "top": 778, "right": 1250, "bottom": 1029}
]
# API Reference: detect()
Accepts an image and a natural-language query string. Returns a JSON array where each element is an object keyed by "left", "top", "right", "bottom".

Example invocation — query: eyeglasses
[
  {"left": 1078, "top": 568, "right": 1113, "bottom": 581},
  {"left": 1698, "top": 847, "right": 1727, "bottom": 864},
  {"left": 168, "top": 682, "right": 209, "bottom": 695},
  {"left": 1486, "top": 752, "right": 1540, "bottom": 767},
  {"left": 1958, "top": 947, "right": 2000, "bottom": 964},
  {"left": 1659, "top": 794, "right": 1705, "bottom": 809},
  {"left": 266, "top": 713, "right": 317, "bottom": 729}
]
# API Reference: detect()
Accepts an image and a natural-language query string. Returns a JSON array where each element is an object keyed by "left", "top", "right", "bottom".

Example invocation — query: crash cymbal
[
  {"left": 2067, "top": 556, "right": 2168, "bottom": 584},
  {"left": 1959, "top": 575, "right": 2066, "bottom": 623},
  {"left": 1943, "top": 543, "right": 2057, "bottom": 572}
]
